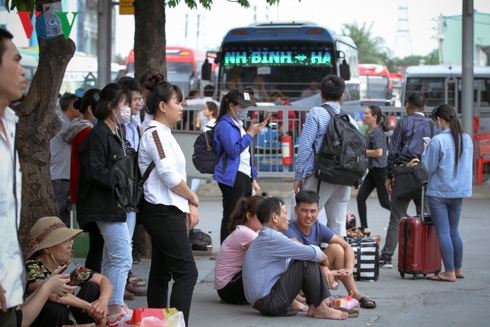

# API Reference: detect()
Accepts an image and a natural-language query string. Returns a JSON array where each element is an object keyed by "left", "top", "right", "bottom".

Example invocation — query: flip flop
[
  {"left": 358, "top": 296, "right": 376, "bottom": 309},
  {"left": 427, "top": 275, "right": 454, "bottom": 282},
  {"left": 333, "top": 304, "right": 360, "bottom": 318}
]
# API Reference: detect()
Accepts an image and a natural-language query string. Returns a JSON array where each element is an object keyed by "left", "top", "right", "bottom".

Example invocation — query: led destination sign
[{"left": 223, "top": 49, "right": 332, "bottom": 67}]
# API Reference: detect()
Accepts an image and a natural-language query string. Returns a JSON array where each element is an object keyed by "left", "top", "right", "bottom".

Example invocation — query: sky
[{"left": 115, "top": 0, "right": 490, "bottom": 60}]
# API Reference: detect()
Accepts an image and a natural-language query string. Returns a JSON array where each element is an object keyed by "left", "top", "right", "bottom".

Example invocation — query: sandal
[
  {"left": 129, "top": 277, "right": 146, "bottom": 287},
  {"left": 358, "top": 296, "right": 376, "bottom": 309}
]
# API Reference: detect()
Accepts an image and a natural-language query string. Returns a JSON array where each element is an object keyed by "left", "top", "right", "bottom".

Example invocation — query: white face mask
[
  {"left": 116, "top": 106, "right": 131, "bottom": 124},
  {"left": 235, "top": 108, "right": 248, "bottom": 121}
]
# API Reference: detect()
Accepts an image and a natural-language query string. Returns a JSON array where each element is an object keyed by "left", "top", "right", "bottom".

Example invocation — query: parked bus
[
  {"left": 20, "top": 53, "right": 38, "bottom": 93},
  {"left": 202, "top": 21, "right": 360, "bottom": 106},
  {"left": 359, "top": 64, "right": 392, "bottom": 101},
  {"left": 125, "top": 47, "right": 207, "bottom": 97},
  {"left": 60, "top": 53, "right": 124, "bottom": 96},
  {"left": 401, "top": 65, "right": 490, "bottom": 132}
]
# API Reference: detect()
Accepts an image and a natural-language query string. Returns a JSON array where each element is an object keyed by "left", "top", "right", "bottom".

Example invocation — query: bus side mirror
[
  {"left": 202, "top": 59, "right": 212, "bottom": 81},
  {"left": 340, "top": 59, "right": 351, "bottom": 81}
]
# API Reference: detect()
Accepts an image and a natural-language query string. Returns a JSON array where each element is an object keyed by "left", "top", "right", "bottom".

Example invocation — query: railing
[{"left": 177, "top": 105, "right": 431, "bottom": 178}]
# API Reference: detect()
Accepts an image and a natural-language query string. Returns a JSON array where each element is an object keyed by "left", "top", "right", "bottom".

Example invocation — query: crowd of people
[{"left": 0, "top": 25, "right": 474, "bottom": 327}]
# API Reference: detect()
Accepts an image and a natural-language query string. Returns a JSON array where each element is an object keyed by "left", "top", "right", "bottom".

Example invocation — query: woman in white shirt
[{"left": 137, "top": 74, "right": 199, "bottom": 327}]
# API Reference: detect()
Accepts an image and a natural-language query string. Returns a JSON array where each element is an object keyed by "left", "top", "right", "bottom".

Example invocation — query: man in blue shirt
[
  {"left": 284, "top": 190, "right": 376, "bottom": 309},
  {"left": 380, "top": 92, "right": 433, "bottom": 268},
  {"left": 242, "top": 197, "right": 348, "bottom": 320},
  {"left": 293, "top": 75, "right": 358, "bottom": 237}
]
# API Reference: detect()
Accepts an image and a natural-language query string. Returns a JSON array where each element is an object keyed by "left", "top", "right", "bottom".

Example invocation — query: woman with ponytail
[
  {"left": 356, "top": 106, "right": 391, "bottom": 236},
  {"left": 137, "top": 74, "right": 199, "bottom": 327},
  {"left": 422, "top": 104, "right": 473, "bottom": 282},
  {"left": 214, "top": 195, "right": 264, "bottom": 304}
]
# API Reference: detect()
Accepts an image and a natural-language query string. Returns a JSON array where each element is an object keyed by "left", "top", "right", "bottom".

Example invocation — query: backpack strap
[{"left": 140, "top": 126, "right": 157, "bottom": 182}]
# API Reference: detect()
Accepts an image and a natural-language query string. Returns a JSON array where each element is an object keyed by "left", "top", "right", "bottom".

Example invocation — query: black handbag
[{"left": 392, "top": 161, "right": 428, "bottom": 201}]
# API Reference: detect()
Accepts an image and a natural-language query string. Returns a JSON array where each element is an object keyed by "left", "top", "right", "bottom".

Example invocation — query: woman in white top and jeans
[{"left": 137, "top": 74, "right": 199, "bottom": 327}]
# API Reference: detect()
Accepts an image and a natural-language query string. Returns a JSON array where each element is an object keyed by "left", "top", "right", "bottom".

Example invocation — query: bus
[
  {"left": 402, "top": 65, "right": 490, "bottom": 132},
  {"left": 125, "top": 47, "right": 207, "bottom": 97},
  {"left": 20, "top": 53, "right": 38, "bottom": 93},
  {"left": 359, "top": 64, "right": 392, "bottom": 101},
  {"left": 202, "top": 21, "right": 360, "bottom": 106},
  {"left": 60, "top": 52, "right": 124, "bottom": 96}
]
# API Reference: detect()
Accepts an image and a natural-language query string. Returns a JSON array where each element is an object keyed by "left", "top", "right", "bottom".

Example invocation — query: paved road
[{"left": 113, "top": 194, "right": 490, "bottom": 327}]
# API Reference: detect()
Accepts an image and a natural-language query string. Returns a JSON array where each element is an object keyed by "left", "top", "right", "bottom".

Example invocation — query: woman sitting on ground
[
  {"left": 214, "top": 196, "right": 264, "bottom": 304},
  {"left": 25, "top": 216, "right": 113, "bottom": 327},
  {"left": 214, "top": 196, "right": 307, "bottom": 311}
]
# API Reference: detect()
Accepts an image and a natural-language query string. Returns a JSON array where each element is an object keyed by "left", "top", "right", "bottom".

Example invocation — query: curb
[{"left": 196, "top": 179, "right": 490, "bottom": 200}]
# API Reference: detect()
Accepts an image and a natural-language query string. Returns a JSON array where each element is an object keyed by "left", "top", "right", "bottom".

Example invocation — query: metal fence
[{"left": 178, "top": 105, "right": 431, "bottom": 178}]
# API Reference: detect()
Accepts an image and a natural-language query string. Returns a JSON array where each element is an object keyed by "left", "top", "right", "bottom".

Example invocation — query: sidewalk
[{"left": 90, "top": 194, "right": 490, "bottom": 326}]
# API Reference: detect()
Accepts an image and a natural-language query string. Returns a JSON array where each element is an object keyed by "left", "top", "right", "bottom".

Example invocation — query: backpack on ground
[
  {"left": 113, "top": 126, "right": 156, "bottom": 213},
  {"left": 189, "top": 228, "right": 212, "bottom": 251},
  {"left": 314, "top": 104, "right": 366, "bottom": 189},
  {"left": 192, "top": 124, "right": 221, "bottom": 174}
]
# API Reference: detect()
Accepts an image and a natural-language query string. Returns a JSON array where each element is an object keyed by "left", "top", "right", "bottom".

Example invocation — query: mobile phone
[
  {"left": 423, "top": 137, "right": 431, "bottom": 144},
  {"left": 62, "top": 262, "right": 78, "bottom": 276}
]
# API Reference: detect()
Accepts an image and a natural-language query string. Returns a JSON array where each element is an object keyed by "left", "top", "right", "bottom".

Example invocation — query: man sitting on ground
[
  {"left": 242, "top": 197, "right": 348, "bottom": 320},
  {"left": 284, "top": 190, "right": 376, "bottom": 309}
]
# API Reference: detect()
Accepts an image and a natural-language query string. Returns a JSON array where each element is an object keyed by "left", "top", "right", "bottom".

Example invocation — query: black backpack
[
  {"left": 314, "top": 104, "right": 366, "bottom": 189},
  {"left": 189, "top": 228, "right": 212, "bottom": 251},
  {"left": 192, "top": 123, "right": 227, "bottom": 174},
  {"left": 113, "top": 126, "right": 156, "bottom": 213}
]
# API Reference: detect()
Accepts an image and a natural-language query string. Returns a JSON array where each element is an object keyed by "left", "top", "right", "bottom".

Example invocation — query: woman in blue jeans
[{"left": 422, "top": 104, "right": 473, "bottom": 282}]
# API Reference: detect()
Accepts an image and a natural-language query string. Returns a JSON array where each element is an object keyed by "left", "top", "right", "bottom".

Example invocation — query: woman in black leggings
[{"left": 357, "top": 106, "right": 391, "bottom": 236}]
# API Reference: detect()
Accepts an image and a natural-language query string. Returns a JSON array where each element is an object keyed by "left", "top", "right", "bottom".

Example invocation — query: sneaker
[{"left": 379, "top": 258, "right": 393, "bottom": 268}]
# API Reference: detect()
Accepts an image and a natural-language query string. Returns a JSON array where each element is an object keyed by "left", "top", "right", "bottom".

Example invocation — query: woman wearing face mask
[
  {"left": 213, "top": 89, "right": 269, "bottom": 244},
  {"left": 60, "top": 89, "right": 104, "bottom": 273},
  {"left": 76, "top": 83, "right": 133, "bottom": 326}
]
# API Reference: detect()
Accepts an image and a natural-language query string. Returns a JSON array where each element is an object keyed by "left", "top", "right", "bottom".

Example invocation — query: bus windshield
[
  {"left": 220, "top": 42, "right": 334, "bottom": 102},
  {"left": 360, "top": 75, "right": 390, "bottom": 99}
]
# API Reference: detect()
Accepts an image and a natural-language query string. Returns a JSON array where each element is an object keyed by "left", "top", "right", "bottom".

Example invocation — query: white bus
[{"left": 401, "top": 65, "right": 490, "bottom": 132}]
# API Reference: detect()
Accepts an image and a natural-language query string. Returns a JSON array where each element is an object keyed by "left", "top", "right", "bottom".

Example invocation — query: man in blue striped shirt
[
  {"left": 242, "top": 197, "right": 348, "bottom": 320},
  {"left": 293, "top": 75, "right": 358, "bottom": 237}
]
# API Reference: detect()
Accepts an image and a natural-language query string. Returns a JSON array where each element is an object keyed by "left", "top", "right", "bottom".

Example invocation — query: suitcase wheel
[
  {"left": 423, "top": 274, "right": 427, "bottom": 277},
  {"left": 400, "top": 272, "right": 405, "bottom": 279},
  {"left": 412, "top": 274, "right": 418, "bottom": 280}
]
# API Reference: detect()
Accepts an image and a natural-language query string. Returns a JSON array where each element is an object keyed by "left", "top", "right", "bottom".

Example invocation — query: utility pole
[
  {"left": 97, "top": 0, "right": 112, "bottom": 88},
  {"left": 438, "top": 13, "right": 445, "bottom": 63},
  {"left": 253, "top": 5, "right": 257, "bottom": 22},
  {"left": 196, "top": 14, "right": 200, "bottom": 49},
  {"left": 461, "top": 0, "right": 474, "bottom": 138},
  {"left": 185, "top": 14, "right": 188, "bottom": 47}
]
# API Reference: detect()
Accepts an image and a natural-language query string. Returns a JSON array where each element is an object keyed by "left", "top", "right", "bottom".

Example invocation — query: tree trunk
[
  {"left": 14, "top": 1, "right": 76, "bottom": 258},
  {"left": 134, "top": 0, "right": 167, "bottom": 258},
  {"left": 134, "top": 0, "right": 166, "bottom": 81}
]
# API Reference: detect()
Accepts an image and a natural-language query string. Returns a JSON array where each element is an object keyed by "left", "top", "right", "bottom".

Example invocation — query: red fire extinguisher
[{"left": 281, "top": 134, "right": 293, "bottom": 165}]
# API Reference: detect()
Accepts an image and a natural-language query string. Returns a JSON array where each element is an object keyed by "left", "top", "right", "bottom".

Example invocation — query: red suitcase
[{"left": 398, "top": 184, "right": 442, "bottom": 279}]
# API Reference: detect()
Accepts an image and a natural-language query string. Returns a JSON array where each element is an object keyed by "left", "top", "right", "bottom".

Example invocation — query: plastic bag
[
  {"left": 331, "top": 290, "right": 359, "bottom": 310},
  {"left": 162, "top": 312, "right": 185, "bottom": 327}
]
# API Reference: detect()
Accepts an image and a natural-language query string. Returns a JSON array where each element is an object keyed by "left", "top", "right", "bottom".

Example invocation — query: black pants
[
  {"left": 85, "top": 230, "right": 104, "bottom": 273},
  {"left": 141, "top": 200, "right": 198, "bottom": 327},
  {"left": 218, "top": 172, "right": 252, "bottom": 244},
  {"left": 217, "top": 270, "right": 247, "bottom": 304},
  {"left": 30, "top": 281, "right": 100, "bottom": 327},
  {"left": 254, "top": 260, "right": 331, "bottom": 316},
  {"left": 356, "top": 167, "right": 391, "bottom": 228},
  {"left": 52, "top": 179, "right": 71, "bottom": 227},
  {"left": 0, "top": 307, "right": 16, "bottom": 327}
]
